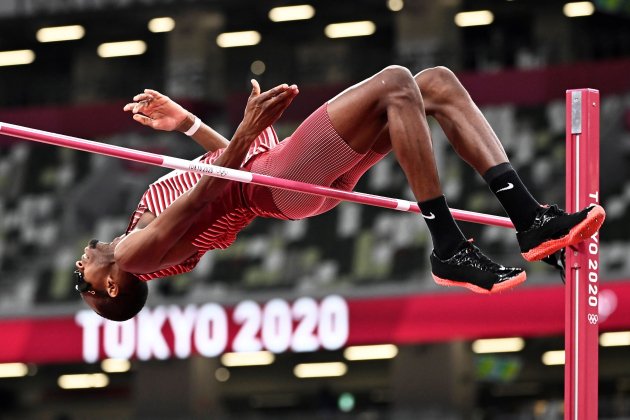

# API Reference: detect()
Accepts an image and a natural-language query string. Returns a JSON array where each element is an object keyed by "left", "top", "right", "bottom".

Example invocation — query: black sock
[
  {"left": 483, "top": 162, "right": 541, "bottom": 231},
  {"left": 418, "top": 195, "right": 467, "bottom": 260}
]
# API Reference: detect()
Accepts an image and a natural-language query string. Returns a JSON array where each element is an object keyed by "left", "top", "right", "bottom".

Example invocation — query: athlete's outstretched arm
[
  {"left": 124, "top": 88, "right": 230, "bottom": 152},
  {"left": 115, "top": 81, "right": 299, "bottom": 274}
]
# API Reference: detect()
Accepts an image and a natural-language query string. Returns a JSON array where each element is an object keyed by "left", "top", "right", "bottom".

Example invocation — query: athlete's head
[{"left": 74, "top": 238, "right": 148, "bottom": 322}]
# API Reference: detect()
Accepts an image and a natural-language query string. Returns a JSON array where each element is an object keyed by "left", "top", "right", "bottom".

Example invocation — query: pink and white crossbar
[
  {"left": 0, "top": 121, "right": 513, "bottom": 228},
  {"left": 0, "top": 88, "right": 599, "bottom": 418}
]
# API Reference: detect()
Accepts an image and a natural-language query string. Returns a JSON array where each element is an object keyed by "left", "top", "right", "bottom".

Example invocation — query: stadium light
[
  {"left": 58, "top": 373, "right": 109, "bottom": 389},
  {"left": 148, "top": 17, "right": 175, "bottom": 33},
  {"left": 0, "top": 363, "right": 28, "bottom": 378},
  {"left": 294, "top": 362, "right": 347, "bottom": 378},
  {"left": 472, "top": 337, "right": 525, "bottom": 354},
  {"left": 216, "top": 31, "right": 261, "bottom": 48},
  {"left": 0, "top": 50, "right": 35, "bottom": 67},
  {"left": 599, "top": 331, "right": 630, "bottom": 347},
  {"left": 36, "top": 25, "right": 85, "bottom": 43},
  {"left": 454, "top": 10, "right": 494, "bottom": 27},
  {"left": 269, "top": 5, "right": 315, "bottom": 22},
  {"left": 563, "top": 1, "right": 595, "bottom": 17},
  {"left": 250, "top": 60, "right": 266, "bottom": 75},
  {"left": 215, "top": 367, "right": 230, "bottom": 382},
  {"left": 325, "top": 21, "right": 376, "bottom": 38},
  {"left": 97, "top": 40, "right": 147, "bottom": 58},
  {"left": 220, "top": 351, "right": 275, "bottom": 367},
  {"left": 101, "top": 358, "right": 131, "bottom": 373},
  {"left": 542, "top": 350, "right": 565, "bottom": 366},
  {"left": 387, "top": 0, "right": 404, "bottom": 12},
  {"left": 344, "top": 344, "right": 399, "bottom": 361}
]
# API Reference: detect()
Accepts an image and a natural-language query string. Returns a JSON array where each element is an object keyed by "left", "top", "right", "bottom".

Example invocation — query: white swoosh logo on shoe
[
  {"left": 496, "top": 183, "right": 514, "bottom": 193},
  {"left": 422, "top": 212, "right": 436, "bottom": 220}
]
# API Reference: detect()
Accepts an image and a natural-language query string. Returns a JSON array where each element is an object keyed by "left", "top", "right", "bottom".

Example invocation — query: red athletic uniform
[{"left": 125, "top": 104, "right": 384, "bottom": 280}]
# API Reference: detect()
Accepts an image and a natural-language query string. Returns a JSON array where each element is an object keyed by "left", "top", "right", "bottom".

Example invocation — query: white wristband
[{"left": 184, "top": 116, "right": 201, "bottom": 136}]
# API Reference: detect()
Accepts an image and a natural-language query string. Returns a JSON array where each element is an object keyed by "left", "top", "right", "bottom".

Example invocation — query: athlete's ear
[{"left": 106, "top": 276, "right": 119, "bottom": 298}]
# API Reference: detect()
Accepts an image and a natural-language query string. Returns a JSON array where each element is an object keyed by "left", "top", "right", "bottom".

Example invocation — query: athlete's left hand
[
  {"left": 238, "top": 80, "right": 299, "bottom": 138},
  {"left": 124, "top": 89, "right": 188, "bottom": 131}
]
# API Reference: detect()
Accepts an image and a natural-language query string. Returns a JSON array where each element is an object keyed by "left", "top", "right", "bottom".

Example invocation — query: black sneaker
[
  {"left": 431, "top": 241, "right": 526, "bottom": 294},
  {"left": 517, "top": 204, "right": 605, "bottom": 262}
]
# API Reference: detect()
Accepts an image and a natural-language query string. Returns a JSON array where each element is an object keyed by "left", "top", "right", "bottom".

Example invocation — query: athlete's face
[{"left": 74, "top": 239, "right": 114, "bottom": 296}]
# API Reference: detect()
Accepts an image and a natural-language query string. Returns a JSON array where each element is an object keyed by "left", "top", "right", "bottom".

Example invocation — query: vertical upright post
[{"left": 565, "top": 89, "right": 600, "bottom": 420}]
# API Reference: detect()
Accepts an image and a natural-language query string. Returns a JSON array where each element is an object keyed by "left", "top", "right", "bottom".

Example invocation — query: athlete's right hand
[
  {"left": 238, "top": 80, "right": 299, "bottom": 138},
  {"left": 123, "top": 89, "right": 188, "bottom": 132}
]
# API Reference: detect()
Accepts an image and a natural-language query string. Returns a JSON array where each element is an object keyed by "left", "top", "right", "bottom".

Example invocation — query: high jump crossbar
[
  {"left": 0, "top": 121, "right": 513, "bottom": 228},
  {"left": 0, "top": 88, "right": 599, "bottom": 418}
]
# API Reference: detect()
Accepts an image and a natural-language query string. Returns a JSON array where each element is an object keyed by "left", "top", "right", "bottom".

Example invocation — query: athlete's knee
[
  {"left": 415, "top": 66, "right": 469, "bottom": 112},
  {"left": 378, "top": 65, "right": 422, "bottom": 107}
]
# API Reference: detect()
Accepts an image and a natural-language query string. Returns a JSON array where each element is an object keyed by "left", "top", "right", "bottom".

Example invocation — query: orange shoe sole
[
  {"left": 432, "top": 271, "right": 527, "bottom": 294},
  {"left": 521, "top": 204, "right": 606, "bottom": 262}
]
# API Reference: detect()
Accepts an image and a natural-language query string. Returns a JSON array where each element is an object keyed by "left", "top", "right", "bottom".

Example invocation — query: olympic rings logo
[{"left": 587, "top": 313, "right": 598, "bottom": 325}]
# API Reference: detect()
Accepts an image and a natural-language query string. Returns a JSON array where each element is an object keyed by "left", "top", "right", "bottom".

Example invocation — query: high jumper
[{"left": 1, "top": 66, "right": 606, "bottom": 321}]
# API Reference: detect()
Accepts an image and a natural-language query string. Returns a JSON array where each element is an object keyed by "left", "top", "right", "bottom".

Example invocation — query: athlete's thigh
[
  {"left": 326, "top": 74, "right": 390, "bottom": 154},
  {"left": 246, "top": 104, "right": 367, "bottom": 220},
  {"left": 266, "top": 103, "right": 364, "bottom": 186}
]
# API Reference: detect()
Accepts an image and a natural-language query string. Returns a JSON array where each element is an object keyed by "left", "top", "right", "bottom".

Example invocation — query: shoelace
[
  {"left": 462, "top": 244, "right": 503, "bottom": 270},
  {"left": 543, "top": 204, "right": 565, "bottom": 217},
  {"left": 525, "top": 204, "right": 567, "bottom": 233}
]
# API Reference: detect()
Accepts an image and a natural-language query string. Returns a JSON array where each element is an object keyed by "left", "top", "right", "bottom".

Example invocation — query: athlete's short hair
[{"left": 83, "top": 275, "right": 148, "bottom": 322}]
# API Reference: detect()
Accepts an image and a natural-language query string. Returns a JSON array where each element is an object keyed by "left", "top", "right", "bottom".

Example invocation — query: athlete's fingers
[
  {"left": 144, "top": 89, "right": 164, "bottom": 98},
  {"left": 257, "top": 85, "right": 285, "bottom": 102},
  {"left": 249, "top": 79, "right": 261, "bottom": 98},
  {"left": 261, "top": 89, "right": 298, "bottom": 123},
  {"left": 277, "top": 85, "right": 299, "bottom": 99},
  {"left": 266, "top": 96, "right": 293, "bottom": 115},
  {"left": 133, "top": 93, "right": 154, "bottom": 102},
  {"left": 259, "top": 83, "right": 290, "bottom": 101},
  {"left": 144, "top": 89, "right": 171, "bottom": 101},
  {"left": 133, "top": 101, "right": 148, "bottom": 114},
  {"left": 124, "top": 101, "right": 149, "bottom": 113},
  {"left": 277, "top": 94, "right": 297, "bottom": 115},
  {"left": 266, "top": 84, "right": 298, "bottom": 102},
  {"left": 132, "top": 114, "right": 154, "bottom": 127},
  {"left": 265, "top": 85, "right": 299, "bottom": 108},
  {"left": 133, "top": 114, "right": 165, "bottom": 130}
]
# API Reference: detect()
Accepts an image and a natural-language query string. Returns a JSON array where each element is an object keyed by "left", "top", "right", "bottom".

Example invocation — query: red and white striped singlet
[
  {"left": 125, "top": 127, "right": 279, "bottom": 281},
  {"left": 124, "top": 104, "right": 386, "bottom": 281}
]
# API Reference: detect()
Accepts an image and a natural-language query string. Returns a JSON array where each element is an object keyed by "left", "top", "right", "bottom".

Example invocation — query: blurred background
[{"left": 0, "top": 0, "right": 629, "bottom": 419}]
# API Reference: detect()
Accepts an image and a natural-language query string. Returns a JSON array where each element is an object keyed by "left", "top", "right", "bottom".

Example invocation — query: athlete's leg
[
  {"left": 414, "top": 66, "right": 540, "bottom": 233},
  {"left": 327, "top": 66, "right": 442, "bottom": 202},
  {"left": 415, "top": 66, "right": 605, "bottom": 260},
  {"left": 252, "top": 66, "right": 442, "bottom": 216},
  {"left": 247, "top": 66, "right": 524, "bottom": 293},
  {"left": 415, "top": 66, "right": 506, "bottom": 174},
  {"left": 325, "top": 66, "right": 524, "bottom": 293},
  {"left": 315, "top": 125, "right": 398, "bottom": 213},
  {"left": 326, "top": 66, "right": 470, "bottom": 259}
]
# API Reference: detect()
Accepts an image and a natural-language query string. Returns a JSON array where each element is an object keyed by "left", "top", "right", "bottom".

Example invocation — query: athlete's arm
[
  {"left": 115, "top": 81, "right": 299, "bottom": 273},
  {"left": 124, "top": 88, "right": 230, "bottom": 152},
  {"left": 178, "top": 113, "right": 230, "bottom": 152}
]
